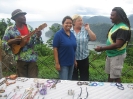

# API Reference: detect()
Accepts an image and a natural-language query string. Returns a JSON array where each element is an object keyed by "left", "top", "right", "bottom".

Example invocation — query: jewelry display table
[{"left": 0, "top": 77, "right": 133, "bottom": 99}]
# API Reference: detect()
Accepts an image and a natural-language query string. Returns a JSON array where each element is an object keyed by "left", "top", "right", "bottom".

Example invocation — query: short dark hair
[{"left": 62, "top": 16, "right": 73, "bottom": 24}]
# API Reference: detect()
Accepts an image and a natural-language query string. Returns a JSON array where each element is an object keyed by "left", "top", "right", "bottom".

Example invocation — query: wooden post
[{"left": 0, "top": 39, "right": 3, "bottom": 78}]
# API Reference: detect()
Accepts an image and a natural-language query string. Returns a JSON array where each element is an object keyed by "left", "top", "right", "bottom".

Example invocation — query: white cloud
[{"left": 0, "top": 0, "right": 133, "bottom": 21}]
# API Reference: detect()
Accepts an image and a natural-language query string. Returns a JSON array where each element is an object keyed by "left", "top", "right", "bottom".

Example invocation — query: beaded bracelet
[
  {"left": 98, "top": 82, "right": 104, "bottom": 86},
  {"left": 116, "top": 83, "right": 124, "bottom": 90},
  {"left": 77, "top": 81, "right": 83, "bottom": 86},
  {"left": 127, "top": 84, "right": 133, "bottom": 89},
  {"left": 40, "top": 85, "right": 47, "bottom": 95},
  {"left": 17, "top": 77, "right": 29, "bottom": 82},
  {"left": 89, "top": 82, "right": 98, "bottom": 86}
]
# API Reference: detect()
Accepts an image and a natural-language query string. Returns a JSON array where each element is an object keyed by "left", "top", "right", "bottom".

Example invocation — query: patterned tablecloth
[{"left": 0, "top": 77, "right": 133, "bottom": 99}]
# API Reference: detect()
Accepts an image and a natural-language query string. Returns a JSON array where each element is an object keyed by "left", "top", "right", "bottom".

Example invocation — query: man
[
  {"left": 94, "top": 7, "right": 131, "bottom": 83},
  {"left": 2, "top": 9, "right": 42, "bottom": 78}
]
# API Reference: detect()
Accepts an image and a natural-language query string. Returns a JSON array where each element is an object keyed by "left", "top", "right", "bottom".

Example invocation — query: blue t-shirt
[{"left": 53, "top": 28, "right": 77, "bottom": 66}]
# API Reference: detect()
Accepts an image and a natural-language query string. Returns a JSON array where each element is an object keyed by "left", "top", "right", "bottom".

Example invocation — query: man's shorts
[{"left": 105, "top": 53, "right": 126, "bottom": 78}]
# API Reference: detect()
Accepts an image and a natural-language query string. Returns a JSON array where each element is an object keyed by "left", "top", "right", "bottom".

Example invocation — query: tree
[
  {"left": 0, "top": 18, "right": 13, "bottom": 39},
  {"left": 46, "top": 25, "right": 61, "bottom": 47},
  {"left": 0, "top": 18, "right": 14, "bottom": 77}
]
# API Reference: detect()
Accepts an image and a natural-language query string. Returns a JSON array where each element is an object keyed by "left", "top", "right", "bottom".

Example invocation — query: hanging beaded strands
[
  {"left": 0, "top": 83, "right": 7, "bottom": 93},
  {"left": 0, "top": 78, "right": 7, "bottom": 93},
  {"left": 77, "top": 87, "right": 89, "bottom": 99},
  {"left": 0, "top": 78, "right": 7, "bottom": 86}
]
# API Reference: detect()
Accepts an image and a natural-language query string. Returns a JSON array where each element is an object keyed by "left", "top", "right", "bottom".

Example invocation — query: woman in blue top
[
  {"left": 72, "top": 14, "right": 96, "bottom": 81},
  {"left": 53, "top": 16, "right": 77, "bottom": 80}
]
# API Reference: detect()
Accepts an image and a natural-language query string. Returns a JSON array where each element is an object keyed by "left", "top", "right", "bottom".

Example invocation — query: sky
[{"left": 0, "top": 0, "right": 133, "bottom": 21}]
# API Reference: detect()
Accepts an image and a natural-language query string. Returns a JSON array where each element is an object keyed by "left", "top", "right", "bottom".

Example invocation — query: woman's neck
[
  {"left": 73, "top": 26, "right": 81, "bottom": 33},
  {"left": 64, "top": 29, "right": 70, "bottom": 36}
]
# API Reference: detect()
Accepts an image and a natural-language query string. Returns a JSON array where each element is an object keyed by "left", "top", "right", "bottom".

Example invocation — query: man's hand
[
  {"left": 94, "top": 46, "right": 102, "bottom": 52},
  {"left": 36, "top": 31, "right": 42, "bottom": 38},
  {"left": 8, "top": 38, "right": 22, "bottom": 46}
]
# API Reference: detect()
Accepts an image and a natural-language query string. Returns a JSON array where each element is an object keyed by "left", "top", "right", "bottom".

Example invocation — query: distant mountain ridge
[
  {"left": 128, "top": 14, "right": 133, "bottom": 28},
  {"left": 83, "top": 16, "right": 111, "bottom": 24},
  {"left": 83, "top": 15, "right": 133, "bottom": 28}
]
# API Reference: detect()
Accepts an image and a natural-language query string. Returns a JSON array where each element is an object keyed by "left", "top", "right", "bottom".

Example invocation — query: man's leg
[
  {"left": 115, "top": 78, "right": 121, "bottom": 83},
  {"left": 105, "top": 56, "right": 112, "bottom": 82},
  {"left": 17, "top": 60, "right": 28, "bottom": 77},
  {"left": 108, "top": 74, "right": 114, "bottom": 82},
  {"left": 28, "top": 62, "right": 38, "bottom": 78},
  {"left": 110, "top": 53, "right": 126, "bottom": 83}
]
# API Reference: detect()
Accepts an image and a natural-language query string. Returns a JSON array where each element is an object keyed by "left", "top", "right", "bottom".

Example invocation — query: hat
[{"left": 11, "top": 9, "right": 27, "bottom": 20}]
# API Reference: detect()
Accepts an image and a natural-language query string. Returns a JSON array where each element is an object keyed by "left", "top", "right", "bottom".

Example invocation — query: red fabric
[
  {"left": 17, "top": 24, "right": 29, "bottom": 36},
  {"left": 17, "top": 24, "right": 30, "bottom": 42}
]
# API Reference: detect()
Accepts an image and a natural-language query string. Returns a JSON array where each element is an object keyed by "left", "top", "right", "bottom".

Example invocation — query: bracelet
[
  {"left": 98, "top": 82, "right": 104, "bottom": 86},
  {"left": 127, "top": 84, "right": 133, "bottom": 89},
  {"left": 77, "top": 82, "right": 83, "bottom": 86},
  {"left": 90, "top": 82, "right": 98, "bottom": 86}
]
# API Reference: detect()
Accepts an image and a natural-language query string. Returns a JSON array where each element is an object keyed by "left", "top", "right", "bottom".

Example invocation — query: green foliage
[
  {"left": 46, "top": 25, "right": 60, "bottom": 47},
  {"left": 130, "top": 30, "right": 133, "bottom": 42},
  {"left": 37, "top": 56, "right": 58, "bottom": 79},
  {"left": 34, "top": 43, "right": 53, "bottom": 56},
  {"left": 0, "top": 18, "right": 13, "bottom": 39},
  {"left": 6, "top": 18, "right": 13, "bottom": 26},
  {"left": 125, "top": 44, "right": 133, "bottom": 66},
  {"left": 0, "top": 19, "right": 7, "bottom": 39}
]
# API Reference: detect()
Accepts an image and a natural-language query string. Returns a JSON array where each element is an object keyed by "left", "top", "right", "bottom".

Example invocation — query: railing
[{"left": 1, "top": 44, "right": 133, "bottom": 83}]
